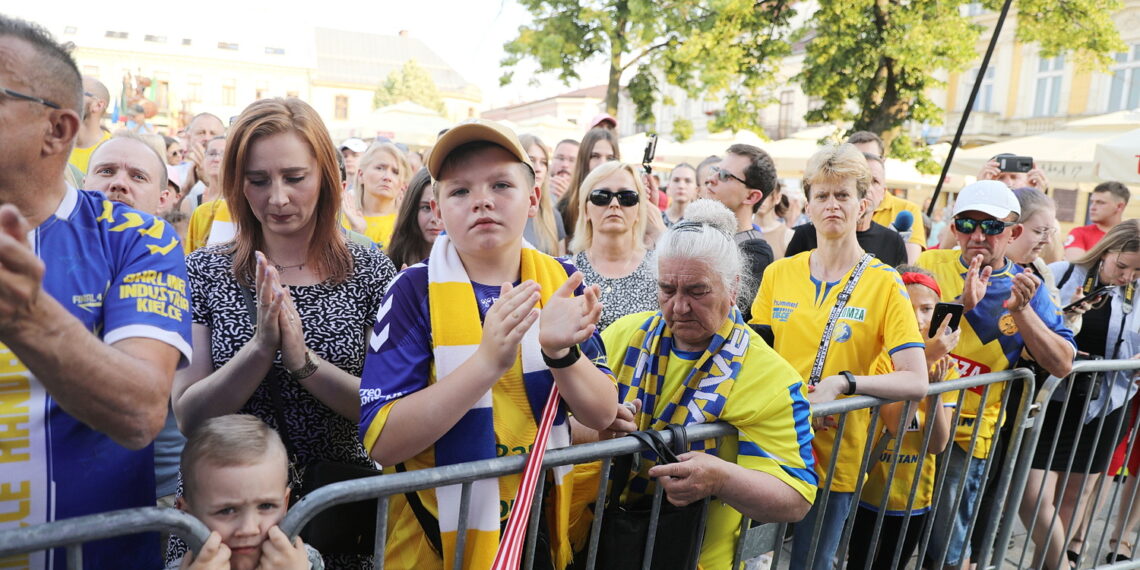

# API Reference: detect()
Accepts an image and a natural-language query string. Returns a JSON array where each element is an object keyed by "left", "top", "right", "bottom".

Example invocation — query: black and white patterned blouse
[
  {"left": 177, "top": 240, "right": 394, "bottom": 569},
  {"left": 571, "top": 250, "right": 659, "bottom": 330}
]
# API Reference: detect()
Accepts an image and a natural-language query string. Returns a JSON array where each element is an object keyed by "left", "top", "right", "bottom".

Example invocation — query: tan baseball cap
[{"left": 427, "top": 119, "right": 533, "bottom": 180}]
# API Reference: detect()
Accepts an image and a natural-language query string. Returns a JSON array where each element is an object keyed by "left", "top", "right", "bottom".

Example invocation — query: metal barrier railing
[
  {"left": 0, "top": 507, "right": 210, "bottom": 567},
  {"left": 8, "top": 365, "right": 1140, "bottom": 569},
  {"left": 1005, "top": 358, "right": 1140, "bottom": 570}
]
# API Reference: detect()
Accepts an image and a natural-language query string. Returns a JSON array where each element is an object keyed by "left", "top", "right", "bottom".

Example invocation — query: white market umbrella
[{"left": 1094, "top": 128, "right": 1140, "bottom": 183}]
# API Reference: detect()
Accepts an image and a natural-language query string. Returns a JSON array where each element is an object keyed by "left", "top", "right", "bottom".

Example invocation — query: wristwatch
[
  {"left": 840, "top": 370, "right": 857, "bottom": 396},
  {"left": 542, "top": 345, "right": 581, "bottom": 369},
  {"left": 289, "top": 349, "right": 319, "bottom": 380}
]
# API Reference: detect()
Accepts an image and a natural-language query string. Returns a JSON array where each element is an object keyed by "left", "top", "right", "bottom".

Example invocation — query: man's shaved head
[{"left": 0, "top": 15, "right": 81, "bottom": 114}]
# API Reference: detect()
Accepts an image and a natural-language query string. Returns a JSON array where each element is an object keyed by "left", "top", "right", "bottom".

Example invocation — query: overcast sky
[{"left": 8, "top": 1, "right": 609, "bottom": 109}]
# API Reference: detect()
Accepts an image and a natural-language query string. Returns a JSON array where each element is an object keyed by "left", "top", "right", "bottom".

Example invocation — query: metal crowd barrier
[
  {"left": 0, "top": 507, "right": 209, "bottom": 567},
  {"left": 1005, "top": 358, "right": 1140, "bottom": 570},
  {"left": 9, "top": 365, "right": 1140, "bottom": 569}
]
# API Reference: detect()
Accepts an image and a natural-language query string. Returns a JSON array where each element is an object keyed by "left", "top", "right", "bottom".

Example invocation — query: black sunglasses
[
  {"left": 711, "top": 165, "right": 747, "bottom": 185},
  {"left": 1, "top": 86, "right": 61, "bottom": 110},
  {"left": 589, "top": 188, "right": 640, "bottom": 207},
  {"left": 954, "top": 218, "right": 1015, "bottom": 236}
]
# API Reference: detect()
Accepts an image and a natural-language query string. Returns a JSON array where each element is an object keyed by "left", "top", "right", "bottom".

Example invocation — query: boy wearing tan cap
[{"left": 359, "top": 120, "right": 622, "bottom": 568}]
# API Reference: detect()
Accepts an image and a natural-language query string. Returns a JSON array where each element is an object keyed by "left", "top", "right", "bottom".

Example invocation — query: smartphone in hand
[{"left": 929, "top": 302, "right": 964, "bottom": 337}]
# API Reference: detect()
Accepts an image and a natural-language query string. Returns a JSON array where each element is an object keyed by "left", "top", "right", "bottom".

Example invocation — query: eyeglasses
[
  {"left": 1, "top": 86, "right": 61, "bottom": 109},
  {"left": 954, "top": 218, "right": 1016, "bottom": 236},
  {"left": 711, "top": 166, "right": 746, "bottom": 185},
  {"left": 205, "top": 150, "right": 224, "bottom": 158},
  {"left": 1027, "top": 226, "right": 1057, "bottom": 239},
  {"left": 589, "top": 188, "right": 640, "bottom": 207}
]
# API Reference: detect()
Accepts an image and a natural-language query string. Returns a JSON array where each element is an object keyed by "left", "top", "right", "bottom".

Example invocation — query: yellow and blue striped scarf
[
  {"left": 427, "top": 234, "right": 576, "bottom": 569},
  {"left": 614, "top": 308, "right": 750, "bottom": 494}
]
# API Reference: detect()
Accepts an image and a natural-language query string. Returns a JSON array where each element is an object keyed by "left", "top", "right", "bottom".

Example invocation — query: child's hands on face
[
  {"left": 255, "top": 526, "right": 309, "bottom": 570},
  {"left": 181, "top": 531, "right": 231, "bottom": 570},
  {"left": 923, "top": 311, "right": 961, "bottom": 365}
]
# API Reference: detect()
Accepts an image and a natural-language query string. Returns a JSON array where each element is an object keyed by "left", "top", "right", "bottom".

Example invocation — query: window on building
[
  {"left": 104, "top": 31, "right": 128, "bottom": 39},
  {"left": 64, "top": 26, "right": 77, "bottom": 35},
  {"left": 962, "top": 3, "right": 986, "bottom": 16},
  {"left": 1033, "top": 54, "right": 1065, "bottom": 117},
  {"left": 335, "top": 95, "right": 349, "bottom": 120},
  {"left": 963, "top": 66, "right": 996, "bottom": 112},
  {"left": 1108, "top": 45, "right": 1140, "bottom": 112},
  {"left": 189, "top": 76, "right": 202, "bottom": 103},
  {"left": 265, "top": 47, "right": 285, "bottom": 55},
  {"left": 217, "top": 41, "right": 239, "bottom": 51},
  {"left": 778, "top": 90, "right": 795, "bottom": 139},
  {"left": 144, "top": 34, "right": 166, "bottom": 43},
  {"left": 222, "top": 79, "right": 236, "bottom": 106},
  {"left": 182, "top": 38, "right": 192, "bottom": 46}
]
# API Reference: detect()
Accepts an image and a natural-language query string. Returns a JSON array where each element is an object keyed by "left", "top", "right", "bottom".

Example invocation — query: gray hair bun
[{"left": 674, "top": 199, "right": 736, "bottom": 238}]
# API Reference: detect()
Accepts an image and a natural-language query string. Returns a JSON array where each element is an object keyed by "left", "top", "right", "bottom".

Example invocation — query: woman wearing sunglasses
[{"left": 568, "top": 161, "right": 657, "bottom": 330}]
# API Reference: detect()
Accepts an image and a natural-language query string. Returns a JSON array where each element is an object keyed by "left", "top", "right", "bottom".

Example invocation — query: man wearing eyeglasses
[
  {"left": 66, "top": 76, "right": 110, "bottom": 176},
  {"left": 0, "top": 16, "right": 191, "bottom": 568},
  {"left": 918, "top": 180, "right": 1075, "bottom": 569},
  {"left": 702, "top": 144, "right": 776, "bottom": 319}
]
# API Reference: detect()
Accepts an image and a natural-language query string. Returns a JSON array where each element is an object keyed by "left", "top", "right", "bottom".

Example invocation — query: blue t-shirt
[{"left": 0, "top": 188, "right": 192, "bottom": 568}]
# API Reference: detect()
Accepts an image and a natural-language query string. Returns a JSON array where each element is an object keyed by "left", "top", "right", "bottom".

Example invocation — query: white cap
[
  {"left": 339, "top": 137, "right": 368, "bottom": 153},
  {"left": 953, "top": 180, "right": 1021, "bottom": 220}
]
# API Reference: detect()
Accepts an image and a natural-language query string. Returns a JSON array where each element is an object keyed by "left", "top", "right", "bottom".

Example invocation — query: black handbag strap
[
  {"left": 395, "top": 463, "right": 444, "bottom": 556},
  {"left": 607, "top": 429, "right": 683, "bottom": 506},
  {"left": 237, "top": 284, "right": 300, "bottom": 463}
]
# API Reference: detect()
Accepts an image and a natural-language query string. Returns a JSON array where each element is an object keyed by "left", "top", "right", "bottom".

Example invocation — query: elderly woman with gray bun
[{"left": 598, "top": 198, "right": 816, "bottom": 569}]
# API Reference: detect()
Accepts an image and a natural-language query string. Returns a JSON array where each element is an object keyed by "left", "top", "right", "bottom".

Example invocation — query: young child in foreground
[
  {"left": 172, "top": 414, "right": 323, "bottom": 570},
  {"left": 847, "top": 265, "right": 960, "bottom": 569}
]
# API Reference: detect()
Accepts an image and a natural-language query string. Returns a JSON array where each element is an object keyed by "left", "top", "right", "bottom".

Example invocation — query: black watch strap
[
  {"left": 542, "top": 345, "right": 581, "bottom": 369},
  {"left": 841, "top": 370, "right": 857, "bottom": 395}
]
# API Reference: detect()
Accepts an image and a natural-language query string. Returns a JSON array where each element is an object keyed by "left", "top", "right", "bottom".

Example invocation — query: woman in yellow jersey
[
  {"left": 848, "top": 266, "right": 959, "bottom": 570},
  {"left": 353, "top": 141, "right": 410, "bottom": 248},
  {"left": 600, "top": 199, "right": 817, "bottom": 569},
  {"left": 750, "top": 144, "right": 928, "bottom": 570}
]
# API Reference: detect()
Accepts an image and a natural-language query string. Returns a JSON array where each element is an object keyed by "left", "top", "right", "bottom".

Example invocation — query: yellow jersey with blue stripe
[
  {"left": 917, "top": 250, "right": 1074, "bottom": 458},
  {"left": 602, "top": 311, "right": 817, "bottom": 570},
  {"left": 751, "top": 251, "right": 924, "bottom": 493}
]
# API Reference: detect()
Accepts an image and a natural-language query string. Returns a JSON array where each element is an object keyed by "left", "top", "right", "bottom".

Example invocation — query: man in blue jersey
[{"left": 0, "top": 16, "right": 192, "bottom": 568}]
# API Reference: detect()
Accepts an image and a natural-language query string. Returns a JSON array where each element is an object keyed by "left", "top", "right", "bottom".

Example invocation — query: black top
[
  {"left": 1074, "top": 296, "right": 1112, "bottom": 358},
  {"left": 785, "top": 221, "right": 907, "bottom": 268}
]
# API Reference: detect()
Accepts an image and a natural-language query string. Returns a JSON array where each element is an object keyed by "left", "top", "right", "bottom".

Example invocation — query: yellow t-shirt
[
  {"left": 859, "top": 355, "right": 959, "bottom": 515},
  {"left": 602, "top": 312, "right": 817, "bottom": 570},
  {"left": 68, "top": 130, "right": 111, "bottom": 176},
  {"left": 750, "top": 252, "right": 924, "bottom": 493},
  {"left": 185, "top": 199, "right": 234, "bottom": 253},
  {"left": 364, "top": 214, "right": 397, "bottom": 249},
  {"left": 873, "top": 193, "right": 926, "bottom": 250}
]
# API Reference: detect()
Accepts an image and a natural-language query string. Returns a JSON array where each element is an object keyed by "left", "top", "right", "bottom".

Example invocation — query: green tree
[
  {"left": 501, "top": 0, "right": 796, "bottom": 139},
  {"left": 373, "top": 59, "right": 446, "bottom": 114},
  {"left": 798, "top": 0, "right": 1124, "bottom": 170}
]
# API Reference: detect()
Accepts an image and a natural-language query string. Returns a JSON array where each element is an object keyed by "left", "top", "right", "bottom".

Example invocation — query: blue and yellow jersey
[
  {"left": 358, "top": 261, "right": 610, "bottom": 567},
  {"left": 602, "top": 311, "right": 816, "bottom": 570},
  {"left": 751, "top": 251, "right": 924, "bottom": 493},
  {"left": 0, "top": 187, "right": 192, "bottom": 568},
  {"left": 918, "top": 249, "right": 1074, "bottom": 458}
]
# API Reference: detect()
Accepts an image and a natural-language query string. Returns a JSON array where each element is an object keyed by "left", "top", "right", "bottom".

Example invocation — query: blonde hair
[
  {"left": 180, "top": 414, "right": 288, "bottom": 500},
  {"left": 803, "top": 143, "right": 870, "bottom": 200},
  {"left": 568, "top": 161, "right": 649, "bottom": 254},
  {"left": 357, "top": 141, "right": 411, "bottom": 211},
  {"left": 519, "top": 134, "right": 561, "bottom": 255}
]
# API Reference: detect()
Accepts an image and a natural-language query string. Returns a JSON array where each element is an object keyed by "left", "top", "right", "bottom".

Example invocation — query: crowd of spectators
[{"left": 7, "top": 13, "right": 1140, "bottom": 570}]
